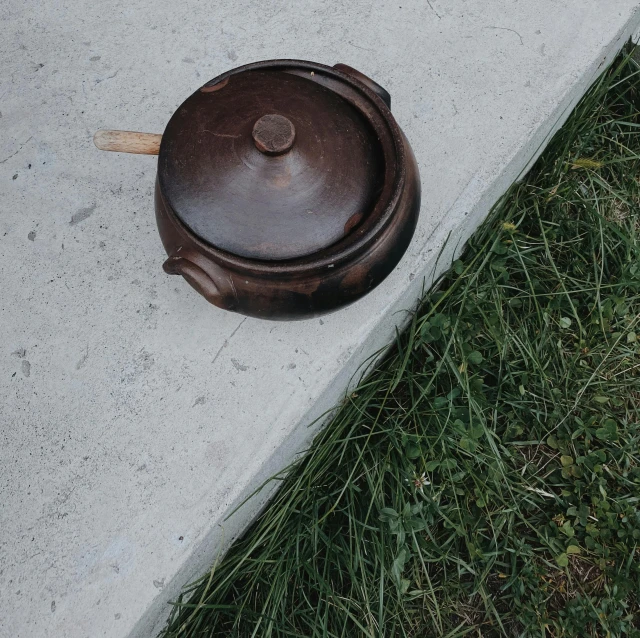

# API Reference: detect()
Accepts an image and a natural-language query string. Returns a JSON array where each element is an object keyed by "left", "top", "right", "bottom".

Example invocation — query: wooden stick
[{"left": 93, "top": 130, "right": 162, "bottom": 155}]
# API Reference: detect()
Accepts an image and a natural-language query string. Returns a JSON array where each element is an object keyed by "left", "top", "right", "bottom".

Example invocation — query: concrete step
[{"left": 2, "top": 2, "right": 639, "bottom": 637}]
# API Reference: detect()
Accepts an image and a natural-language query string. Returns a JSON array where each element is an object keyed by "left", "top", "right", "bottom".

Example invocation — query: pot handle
[
  {"left": 333, "top": 64, "right": 391, "bottom": 109},
  {"left": 163, "top": 255, "right": 237, "bottom": 310},
  {"left": 94, "top": 130, "right": 162, "bottom": 155}
]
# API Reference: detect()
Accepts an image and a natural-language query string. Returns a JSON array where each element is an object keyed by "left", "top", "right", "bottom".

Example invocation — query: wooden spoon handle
[{"left": 93, "top": 130, "right": 162, "bottom": 155}]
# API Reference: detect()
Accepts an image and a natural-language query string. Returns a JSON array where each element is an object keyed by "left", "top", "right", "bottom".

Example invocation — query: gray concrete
[{"left": 2, "top": 1, "right": 639, "bottom": 637}]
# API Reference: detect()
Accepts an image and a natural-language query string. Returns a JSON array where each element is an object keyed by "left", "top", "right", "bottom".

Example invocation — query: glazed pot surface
[{"left": 159, "top": 69, "right": 386, "bottom": 261}]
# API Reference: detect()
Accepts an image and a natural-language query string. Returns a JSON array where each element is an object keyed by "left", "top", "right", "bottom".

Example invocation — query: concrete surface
[{"left": 2, "top": 1, "right": 640, "bottom": 637}]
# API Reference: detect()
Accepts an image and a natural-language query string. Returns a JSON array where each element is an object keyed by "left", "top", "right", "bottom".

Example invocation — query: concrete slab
[{"left": 2, "top": 1, "right": 639, "bottom": 637}]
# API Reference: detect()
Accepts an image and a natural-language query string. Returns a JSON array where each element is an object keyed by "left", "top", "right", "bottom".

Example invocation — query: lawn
[{"left": 163, "top": 48, "right": 640, "bottom": 638}]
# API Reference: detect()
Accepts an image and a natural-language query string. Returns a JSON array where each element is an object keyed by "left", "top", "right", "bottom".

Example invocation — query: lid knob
[{"left": 252, "top": 114, "right": 296, "bottom": 155}]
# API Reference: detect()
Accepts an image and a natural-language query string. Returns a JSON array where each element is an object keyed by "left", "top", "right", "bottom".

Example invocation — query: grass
[{"left": 162, "top": 48, "right": 640, "bottom": 638}]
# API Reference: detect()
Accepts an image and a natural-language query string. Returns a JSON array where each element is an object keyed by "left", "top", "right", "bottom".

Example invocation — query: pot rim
[{"left": 158, "top": 59, "right": 407, "bottom": 275}]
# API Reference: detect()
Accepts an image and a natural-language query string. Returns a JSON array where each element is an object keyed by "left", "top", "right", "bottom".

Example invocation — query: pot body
[{"left": 154, "top": 61, "right": 421, "bottom": 320}]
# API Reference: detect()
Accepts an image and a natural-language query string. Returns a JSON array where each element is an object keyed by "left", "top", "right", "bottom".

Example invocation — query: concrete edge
[{"left": 138, "top": 10, "right": 640, "bottom": 637}]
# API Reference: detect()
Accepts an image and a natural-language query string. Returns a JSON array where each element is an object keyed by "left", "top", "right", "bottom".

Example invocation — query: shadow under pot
[{"left": 94, "top": 60, "right": 421, "bottom": 320}]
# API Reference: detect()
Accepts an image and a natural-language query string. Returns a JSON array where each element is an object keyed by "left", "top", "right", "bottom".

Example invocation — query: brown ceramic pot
[{"left": 94, "top": 60, "right": 420, "bottom": 320}]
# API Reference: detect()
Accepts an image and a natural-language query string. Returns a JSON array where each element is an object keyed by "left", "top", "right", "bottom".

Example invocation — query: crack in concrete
[
  {"left": 0, "top": 136, "right": 33, "bottom": 163},
  {"left": 426, "top": 0, "right": 441, "bottom": 19},
  {"left": 484, "top": 25, "right": 524, "bottom": 45},
  {"left": 211, "top": 317, "right": 247, "bottom": 365},
  {"left": 95, "top": 69, "right": 120, "bottom": 84}
]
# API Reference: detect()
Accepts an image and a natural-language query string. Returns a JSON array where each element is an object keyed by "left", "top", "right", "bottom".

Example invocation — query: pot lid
[{"left": 158, "top": 61, "right": 389, "bottom": 261}]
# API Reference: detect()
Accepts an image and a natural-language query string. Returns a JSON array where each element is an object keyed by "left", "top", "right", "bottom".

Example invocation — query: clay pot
[{"left": 94, "top": 60, "right": 420, "bottom": 320}]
